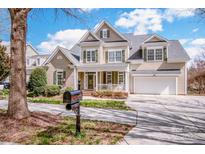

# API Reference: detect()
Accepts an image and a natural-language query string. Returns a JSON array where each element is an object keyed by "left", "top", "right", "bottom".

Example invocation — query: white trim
[
  {"left": 108, "top": 49, "right": 122, "bottom": 63},
  {"left": 131, "top": 74, "right": 180, "bottom": 77},
  {"left": 142, "top": 34, "right": 168, "bottom": 44},
  {"left": 102, "top": 28, "right": 108, "bottom": 38},
  {"left": 146, "top": 47, "right": 163, "bottom": 62},
  {"left": 78, "top": 31, "right": 100, "bottom": 44},
  {"left": 85, "top": 49, "right": 97, "bottom": 63},
  {"left": 43, "top": 46, "right": 79, "bottom": 66},
  {"left": 93, "top": 20, "right": 128, "bottom": 41}
]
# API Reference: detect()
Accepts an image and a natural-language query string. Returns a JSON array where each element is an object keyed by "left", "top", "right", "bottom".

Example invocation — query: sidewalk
[{"left": 0, "top": 100, "right": 137, "bottom": 125}]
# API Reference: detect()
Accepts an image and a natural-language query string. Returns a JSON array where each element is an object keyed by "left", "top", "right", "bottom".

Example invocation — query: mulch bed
[{"left": 0, "top": 110, "right": 62, "bottom": 143}]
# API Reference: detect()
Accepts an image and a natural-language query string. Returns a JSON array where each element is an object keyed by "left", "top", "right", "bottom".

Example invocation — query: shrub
[
  {"left": 28, "top": 67, "right": 47, "bottom": 96},
  {"left": 44, "top": 85, "right": 60, "bottom": 97},
  {"left": 91, "top": 91, "right": 128, "bottom": 99},
  {"left": 65, "top": 87, "right": 74, "bottom": 92}
]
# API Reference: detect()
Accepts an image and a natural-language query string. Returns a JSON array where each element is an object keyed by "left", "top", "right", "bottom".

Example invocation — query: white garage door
[{"left": 134, "top": 77, "right": 177, "bottom": 95}]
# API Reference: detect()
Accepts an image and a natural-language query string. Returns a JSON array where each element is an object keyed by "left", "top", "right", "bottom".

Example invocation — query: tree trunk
[{"left": 7, "top": 9, "right": 31, "bottom": 119}]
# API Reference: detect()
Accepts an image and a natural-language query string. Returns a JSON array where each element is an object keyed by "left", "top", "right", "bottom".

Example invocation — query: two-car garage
[{"left": 133, "top": 76, "right": 177, "bottom": 95}]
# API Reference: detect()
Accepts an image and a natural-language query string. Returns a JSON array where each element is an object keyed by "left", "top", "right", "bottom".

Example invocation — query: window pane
[
  {"left": 156, "top": 49, "right": 163, "bottom": 60},
  {"left": 118, "top": 72, "right": 124, "bottom": 84},
  {"left": 103, "top": 29, "right": 107, "bottom": 38},
  {"left": 147, "top": 49, "right": 154, "bottom": 61},
  {"left": 91, "top": 50, "right": 96, "bottom": 62},
  {"left": 116, "top": 51, "right": 122, "bottom": 62},
  {"left": 57, "top": 72, "right": 64, "bottom": 85},
  {"left": 107, "top": 72, "right": 112, "bottom": 84},
  {"left": 87, "top": 51, "right": 91, "bottom": 62},
  {"left": 109, "top": 52, "right": 115, "bottom": 62}
]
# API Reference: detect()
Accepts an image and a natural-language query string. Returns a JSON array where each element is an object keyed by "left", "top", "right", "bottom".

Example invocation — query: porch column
[
  {"left": 96, "top": 71, "right": 98, "bottom": 91},
  {"left": 74, "top": 66, "right": 77, "bottom": 90}
]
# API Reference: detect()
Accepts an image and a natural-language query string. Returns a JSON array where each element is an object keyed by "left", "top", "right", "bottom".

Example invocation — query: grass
[
  {"left": 29, "top": 117, "right": 132, "bottom": 145},
  {"left": 0, "top": 109, "right": 133, "bottom": 145},
  {"left": 28, "top": 97, "right": 132, "bottom": 111}
]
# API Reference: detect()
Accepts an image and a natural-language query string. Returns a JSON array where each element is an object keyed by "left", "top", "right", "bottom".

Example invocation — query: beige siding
[
  {"left": 46, "top": 51, "right": 74, "bottom": 88},
  {"left": 95, "top": 23, "right": 124, "bottom": 41}
]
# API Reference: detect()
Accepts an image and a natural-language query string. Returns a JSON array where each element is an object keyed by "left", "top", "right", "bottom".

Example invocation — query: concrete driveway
[{"left": 121, "top": 94, "right": 205, "bottom": 145}]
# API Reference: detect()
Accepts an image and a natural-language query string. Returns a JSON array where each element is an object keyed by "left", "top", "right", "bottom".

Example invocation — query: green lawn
[{"left": 28, "top": 97, "right": 132, "bottom": 111}]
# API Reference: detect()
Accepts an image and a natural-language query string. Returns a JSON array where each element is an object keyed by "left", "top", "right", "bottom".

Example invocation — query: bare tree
[{"left": 7, "top": 8, "right": 82, "bottom": 119}]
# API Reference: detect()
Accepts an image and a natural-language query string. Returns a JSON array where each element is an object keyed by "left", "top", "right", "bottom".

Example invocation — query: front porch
[{"left": 78, "top": 71, "right": 129, "bottom": 92}]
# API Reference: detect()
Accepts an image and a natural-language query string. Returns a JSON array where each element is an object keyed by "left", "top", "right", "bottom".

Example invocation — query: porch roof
[{"left": 77, "top": 63, "right": 129, "bottom": 72}]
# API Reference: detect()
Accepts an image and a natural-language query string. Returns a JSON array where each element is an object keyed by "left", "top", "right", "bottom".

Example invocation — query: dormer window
[
  {"left": 147, "top": 47, "right": 163, "bottom": 62},
  {"left": 100, "top": 29, "right": 110, "bottom": 38}
]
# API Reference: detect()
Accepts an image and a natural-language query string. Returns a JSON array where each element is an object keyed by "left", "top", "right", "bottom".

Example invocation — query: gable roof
[
  {"left": 142, "top": 34, "right": 168, "bottom": 44},
  {"left": 43, "top": 46, "right": 80, "bottom": 66},
  {"left": 78, "top": 31, "right": 100, "bottom": 43},
  {"left": 124, "top": 33, "right": 190, "bottom": 62},
  {"left": 93, "top": 20, "right": 128, "bottom": 41}
]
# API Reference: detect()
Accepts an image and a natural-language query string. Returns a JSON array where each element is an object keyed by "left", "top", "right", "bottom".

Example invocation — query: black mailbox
[{"left": 63, "top": 90, "right": 82, "bottom": 110}]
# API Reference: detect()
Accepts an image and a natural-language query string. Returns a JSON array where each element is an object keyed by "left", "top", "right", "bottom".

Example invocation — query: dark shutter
[
  {"left": 63, "top": 71, "right": 66, "bottom": 79},
  {"left": 100, "top": 30, "right": 103, "bottom": 38},
  {"left": 95, "top": 50, "right": 98, "bottom": 62},
  {"left": 107, "top": 30, "right": 110, "bottom": 38},
  {"left": 122, "top": 50, "right": 125, "bottom": 62},
  {"left": 83, "top": 50, "right": 86, "bottom": 63},
  {"left": 105, "top": 51, "right": 108, "bottom": 63},
  {"left": 144, "top": 48, "right": 147, "bottom": 61},
  {"left": 163, "top": 47, "right": 167, "bottom": 61},
  {"left": 53, "top": 71, "right": 56, "bottom": 84}
]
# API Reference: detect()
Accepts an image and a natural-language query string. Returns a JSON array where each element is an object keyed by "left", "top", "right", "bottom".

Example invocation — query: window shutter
[
  {"left": 100, "top": 30, "right": 103, "bottom": 38},
  {"left": 83, "top": 50, "right": 86, "bottom": 63},
  {"left": 105, "top": 51, "right": 108, "bottom": 63},
  {"left": 163, "top": 47, "right": 167, "bottom": 61},
  {"left": 95, "top": 50, "right": 98, "bottom": 62},
  {"left": 122, "top": 50, "right": 125, "bottom": 62},
  {"left": 63, "top": 71, "right": 66, "bottom": 79},
  {"left": 107, "top": 30, "right": 110, "bottom": 38},
  {"left": 53, "top": 71, "right": 56, "bottom": 84},
  {"left": 144, "top": 48, "right": 147, "bottom": 61}
]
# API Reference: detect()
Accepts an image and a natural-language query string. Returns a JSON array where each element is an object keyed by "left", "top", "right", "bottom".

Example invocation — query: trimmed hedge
[
  {"left": 44, "top": 85, "right": 60, "bottom": 97},
  {"left": 91, "top": 91, "right": 128, "bottom": 99}
]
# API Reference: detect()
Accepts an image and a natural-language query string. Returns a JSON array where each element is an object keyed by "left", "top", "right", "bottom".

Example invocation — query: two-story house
[
  {"left": 5, "top": 44, "right": 49, "bottom": 82},
  {"left": 44, "top": 20, "right": 190, "bottom": 95}
]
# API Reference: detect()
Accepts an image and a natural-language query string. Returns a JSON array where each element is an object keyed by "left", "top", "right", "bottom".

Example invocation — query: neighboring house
[
  {"left": 5, "top": 44, "right": 49, "bottom": 82},
  {"left": 44, "top": 20, "right": 190, "bottom": 95}
]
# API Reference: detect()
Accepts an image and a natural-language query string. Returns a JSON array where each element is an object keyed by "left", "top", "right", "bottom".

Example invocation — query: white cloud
[
  {"left": 115, "top": 9, "right": 163, "bottom": 35},
  {"left": 115, "top": 8, "right": 195, "bottom": 35},
  {"left": 163, "top": 8, "right": 194, "bottom": 23},
  {"left": 191, "top": 38, "right": 205, "bottom": 46},
  {"left": 37, "top": 29, "right": 86, "bottom": 53},
  {"left": 192, "top": 28, "right": 199, "bottom": 33},
  {"left": 81, "top": 8, "right": 98, "bottom": 13}
]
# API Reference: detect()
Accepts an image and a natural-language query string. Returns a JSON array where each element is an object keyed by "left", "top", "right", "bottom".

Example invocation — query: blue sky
[{"left": 1, "top": 8, "right": 205, "bottom": 61}]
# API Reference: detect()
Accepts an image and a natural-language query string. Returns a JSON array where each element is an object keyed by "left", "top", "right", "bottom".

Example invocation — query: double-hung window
[
  {"left": 102, "top": 29, "right": 108, "bottom": 38},
  {"left": 147, "top": 47, "right": 163, "bottom": 61},
  {"left": 118, "top": 72, "right": 124, "bottom": 84},
  {"left": 106, "top": 72, "right": 112, "bottom": 84},
  {"left": 108, "top": 50, "right": 122, "bottom": 63},
  {"left": 86, "top": 50, "right": 97, "bottom": 63}
]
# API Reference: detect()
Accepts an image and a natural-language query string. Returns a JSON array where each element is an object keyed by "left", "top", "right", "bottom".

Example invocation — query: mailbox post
[{"left": 63, "top": 90, "right": 82, "bottom": 135}]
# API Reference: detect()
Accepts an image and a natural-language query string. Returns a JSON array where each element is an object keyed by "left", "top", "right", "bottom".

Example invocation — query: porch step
[{"left": 82, "top": 90, "right": 93, "bottom": 96}]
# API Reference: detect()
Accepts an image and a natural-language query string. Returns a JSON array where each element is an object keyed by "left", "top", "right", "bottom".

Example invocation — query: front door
[{"left": 88, "top": 74, "right": 94, "bottom": 89}]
